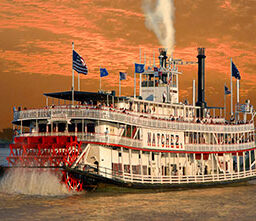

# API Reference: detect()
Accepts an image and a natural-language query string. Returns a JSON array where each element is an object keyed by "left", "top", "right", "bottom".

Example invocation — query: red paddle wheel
[
  {"left": 63, "top": 141, "right": 82, "bottom": 167},
  {"left": 61, "top": 171, "right": 83, "bottom": 192},
  {"left": 7, "top": 135, "right": 84, "bottom": 192},
  {"left": 62, "top": 140, "right": 83, "bottom": 191}
]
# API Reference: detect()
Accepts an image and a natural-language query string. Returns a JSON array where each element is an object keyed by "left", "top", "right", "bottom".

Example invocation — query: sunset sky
[{"left": 0, "top": 0, "right": 256, "bottom": 129}]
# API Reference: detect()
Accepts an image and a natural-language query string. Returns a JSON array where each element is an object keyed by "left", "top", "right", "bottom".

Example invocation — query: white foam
[{"left": 0, "top": 168, "right": 75, "bottom": 196}]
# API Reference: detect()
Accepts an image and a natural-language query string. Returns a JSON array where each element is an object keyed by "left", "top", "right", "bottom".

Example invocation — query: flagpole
[
  {"left": 193, "top": 79, "right": 196, "bottom": 106},
  {"left": 237, "top": 79, "right": 239, "bottom": 104},
  {"left": 119, "top": 74, "right": 121, "bottom": 96},
  {"left": 224, "top": 84, "right": 226, "bottom": 119},
  {"left": 153, "top": 50, "right": 155, "bottom": 102},
  {"left": 153, "top": 49, "right": 155, "bottom": 66},
  {"left": 100, "top": 75, "right": 101, "bottom": 91},
  {"left": 230, "top": 58, "right": 233, "bottom": 116},
  {"left": 134, "top": 68, "right": 136, "bottom": 98},
  {"left": 143, "top": 51, "right": 146, "bottom": 97},
  {"left": 139, "top": 48, "right": 142, "bottom": 97},
  {"left": 99, "top": 67, "right": 101, "bottom": 91},
  {"left": 78, "top": 73, "right": 80, "bottom": 91},
  {"left": 72, "top": 42, "right": 74, "bottom": 105},
  {"left": 237, "top": 79, "right": 240, "bottom": 120}
]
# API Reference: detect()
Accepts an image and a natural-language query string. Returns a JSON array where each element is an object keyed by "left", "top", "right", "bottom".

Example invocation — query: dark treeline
[{"left": 0, "top": 128, "right": 13, "bottom": 142}]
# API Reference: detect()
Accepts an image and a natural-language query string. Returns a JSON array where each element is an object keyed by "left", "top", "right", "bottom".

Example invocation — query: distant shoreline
[{"left": 0, "top": 143, "right": 10, "bottom": 148}]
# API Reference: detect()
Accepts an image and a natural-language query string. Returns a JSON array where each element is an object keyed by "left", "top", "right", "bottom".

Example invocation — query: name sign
[{"left": 143, "top": 129, "right": 184, "bottom": 150}]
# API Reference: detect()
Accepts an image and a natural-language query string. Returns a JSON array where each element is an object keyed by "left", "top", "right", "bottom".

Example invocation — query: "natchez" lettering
[{"left": 147, "top": 132, "right": 184, "bottom": 149}]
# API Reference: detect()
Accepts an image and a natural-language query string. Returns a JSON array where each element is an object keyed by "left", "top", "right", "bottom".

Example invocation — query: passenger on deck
[
  {"left": 94, "top": 161, "right": 99, "bottom": 174},
  {"left": 230, "top": 115, "right": 235, "bottom": 123}
]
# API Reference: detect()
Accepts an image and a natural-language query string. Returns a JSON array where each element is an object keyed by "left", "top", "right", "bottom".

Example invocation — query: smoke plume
[{"left": 142, "top": 0, "right": 175, "bottom": 53}]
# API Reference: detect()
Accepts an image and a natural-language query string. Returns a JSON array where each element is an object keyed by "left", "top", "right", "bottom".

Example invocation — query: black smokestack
[
  {"left": 196, "top": 48, "right": 207, "bottom": 116},
  {"left": 158, "top": 48, "right": 168, "bottom": 68}
]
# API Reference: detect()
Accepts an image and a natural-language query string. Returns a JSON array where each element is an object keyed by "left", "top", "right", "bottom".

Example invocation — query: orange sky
[{"left": 0, "top": 0, "right": 256, "bottom": 129}]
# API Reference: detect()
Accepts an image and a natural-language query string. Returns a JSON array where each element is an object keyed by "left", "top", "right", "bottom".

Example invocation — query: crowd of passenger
[{"left": 14, "top": 101, "right": 253, "bottom": 126}]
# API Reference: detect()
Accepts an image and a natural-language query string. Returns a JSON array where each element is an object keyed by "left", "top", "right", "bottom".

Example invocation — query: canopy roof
[{"left": 43, "top": 90, "right": 131, "bottom": 103}]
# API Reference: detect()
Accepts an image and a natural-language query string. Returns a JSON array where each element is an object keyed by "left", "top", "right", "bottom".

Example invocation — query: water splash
[
  {"left": 142, "top": 0, "right": 175, "bottom": 53},
  {"left": 0, "top": 168, "right": 74, "bottom": 196}
]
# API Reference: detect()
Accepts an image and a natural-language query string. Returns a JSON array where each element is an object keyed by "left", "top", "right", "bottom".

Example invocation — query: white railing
[
  {"left": 78, "top": 164, "right": 256, "bottom": 185},
  {"left": 17, "top": 132, "right": 255, "bottom": 152},
  {"left": 13, "top": 107, "right": 254, "bottom": 134},
  {"left": 185, "top": 142, "right": 255, "bottom": 152},
  {"left": 81, "top": 133, "right": 142, "bottom": 149}
]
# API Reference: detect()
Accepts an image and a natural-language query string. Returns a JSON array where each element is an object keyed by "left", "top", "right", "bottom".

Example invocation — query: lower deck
[
  {"left": 66, "top": 166, "right": 256, "bottom": 189},
  {"left": 75, "top": 143, "right": 256, "bottom": 186}
]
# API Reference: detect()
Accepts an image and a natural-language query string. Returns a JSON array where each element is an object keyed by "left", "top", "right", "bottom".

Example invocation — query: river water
[{"left": 1, "top": 148, "right": 256, "bottom": 220}]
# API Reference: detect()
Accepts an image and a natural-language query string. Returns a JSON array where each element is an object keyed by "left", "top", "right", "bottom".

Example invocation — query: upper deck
[{"left": 13, "top": 104, "right": 254, "bottom": 134}]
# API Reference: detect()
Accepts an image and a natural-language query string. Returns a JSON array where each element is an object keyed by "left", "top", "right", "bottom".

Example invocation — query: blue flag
[
  {"left": 73, "top": 50, "right": 88, "bottom": 75},
  {"left": 119, "top": 72, "right": 126, "bottom": 80},
  {"left": 224, "top": 85, "right": 231, "bottom": 95},
  {"left": 135, "top": 63, "right": 145, "bottom": 73},
  {"left": 100, "top": 68, "right": 109, "bottom": 77},
  {"left": 232, "top": 61, "right": 241, "bottom": 80}
]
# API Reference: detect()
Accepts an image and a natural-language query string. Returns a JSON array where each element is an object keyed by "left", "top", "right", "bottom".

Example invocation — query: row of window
[
  {"left": 38, "top": 123, "right": 95, "bottom": 133},
  {"left": 184, "top": 131, "right": 255, "bottom": 145}
]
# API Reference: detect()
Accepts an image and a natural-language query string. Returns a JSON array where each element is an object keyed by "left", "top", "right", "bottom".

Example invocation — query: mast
[
  {"left": 139, "top": 48, "right": 142, "bottom": 97},
  {"left": 78, "top": 73, "right": 80, "bottom": 91},
  {"left": 193, "top": 79, "right": 196, "bottom": 106},
  {"left": 119, "top": 73, "right": 121, "bottom": 96},
  {"left": 237, "top": 78, "right": 240, "bottom": 120},
  {"left": 230, "top": 58, "right": 233, "bottom": 116},
  {"left": 72, "top": 42, "right": 74, "bottom": 105},
  {"left": 134, "top": 65, "right": 136, "bottom": 98},
  {"left": 224, "top": 84, "right": 226, "bottom": 118},
  {"left": 100, "top": 66, "right": 102, "bottom": 91}
]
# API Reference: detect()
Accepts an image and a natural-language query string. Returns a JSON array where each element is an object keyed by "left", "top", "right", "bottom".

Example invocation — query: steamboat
[{"left": 7, "top": 48, "right": 256, "bottom": 191}]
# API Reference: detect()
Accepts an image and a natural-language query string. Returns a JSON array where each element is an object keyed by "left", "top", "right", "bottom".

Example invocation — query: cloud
[{"left": 0, "top": 0, "right": 255, "bottom": 129}]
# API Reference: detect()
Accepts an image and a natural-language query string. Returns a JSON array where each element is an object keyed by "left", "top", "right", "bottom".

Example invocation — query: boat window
[
  {"left": 38, "top": 124, "right": 46, "bottom": 133},
  {"left": 58, "top": 123, "right": 66, "bottom": 132},
  {"left": 77, "top": 123, "right": 82, "bottom": 132},
  {"left": 87, "top": 123, "right": 95, "bottom": 133},
  {"left": 68, "top": 123, "right": 75, "bottom": 132},
  {"left": 47, "top": 124, "right": 51, "bottom": 133}
]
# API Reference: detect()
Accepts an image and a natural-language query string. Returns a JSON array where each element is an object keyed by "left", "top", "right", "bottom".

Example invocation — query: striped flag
[
  {"left": 73, "top": 50, "right": 88, "bottom": 75},
  {"left": 232, "top": 62, "right": 241, "bottom": 80}
]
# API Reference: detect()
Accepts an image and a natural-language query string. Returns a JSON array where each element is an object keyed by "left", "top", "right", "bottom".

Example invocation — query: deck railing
[
  {"left": 18, "top": 132, "right": 255, "bottom": 152},
  {"left": 13, "top": 107, "right": 254, "bottom": 133},
  {"left": 79, "top": 163, "right": 256, "bottom": 185}
]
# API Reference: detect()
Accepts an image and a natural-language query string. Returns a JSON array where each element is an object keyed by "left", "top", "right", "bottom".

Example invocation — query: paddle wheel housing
[
  {"left": 7, "top": 136, "right": 80, "bottom": 167},
  {"left": 7, "top": 135, "right": 84, "bottom": 192}
]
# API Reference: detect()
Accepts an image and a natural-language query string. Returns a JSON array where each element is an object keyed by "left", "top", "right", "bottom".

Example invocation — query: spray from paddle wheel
[{"left": 7, "top": 136, "right": 84, "bottom": 192}]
